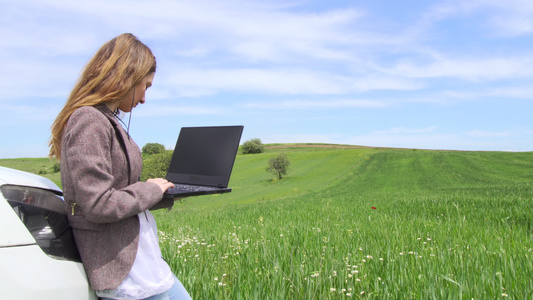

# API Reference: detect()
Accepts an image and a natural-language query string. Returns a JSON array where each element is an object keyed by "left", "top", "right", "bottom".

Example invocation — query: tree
[
  {"left": 141, "top": 150, "right": 173, "bottom": 181},
  {"left": 266, "top": 153, "right": 290, "bottom": 179},
  {"left": 142, "top": 143, "right": 166, "bottom": 155},
  {"left": 242, "top": 138, "right": 265, "bottom": 154},
  {"left": 52, "top": 162, "right": 61, "bottom": 173}
]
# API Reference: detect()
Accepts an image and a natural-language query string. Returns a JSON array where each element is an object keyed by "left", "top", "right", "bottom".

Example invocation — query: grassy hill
[
  {"left": 154, "top": 146, "right": 533, "bottom": 298},
  {"left": 1, "top": 145, "right": 532, "bottom": 298},
  {"left": 184, "top": 145, "right": 377, "bottom": 208}
]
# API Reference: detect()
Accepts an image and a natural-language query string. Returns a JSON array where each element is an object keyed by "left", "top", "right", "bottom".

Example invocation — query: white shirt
[{"left": 96, "top": 210, "right": 175, "bottom": 299}]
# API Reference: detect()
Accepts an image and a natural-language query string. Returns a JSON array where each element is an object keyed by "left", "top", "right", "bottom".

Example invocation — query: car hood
[{"left": 0, "top": 166, "right": 62, "bottom": 194}]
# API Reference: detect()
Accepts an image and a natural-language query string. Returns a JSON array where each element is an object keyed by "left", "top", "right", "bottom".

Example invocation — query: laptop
[{"left": 163, "top": 125, "right": 244, "bottom": 199}]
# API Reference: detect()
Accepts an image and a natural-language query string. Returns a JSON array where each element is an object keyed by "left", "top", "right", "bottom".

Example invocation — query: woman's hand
[{"left": 147, "top": 178, "right": 174, "bottom": 193}]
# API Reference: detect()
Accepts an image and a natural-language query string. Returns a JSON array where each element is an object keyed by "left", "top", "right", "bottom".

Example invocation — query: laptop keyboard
[{"left": 168, "top": 184, "right": 217, "bottom": 193}]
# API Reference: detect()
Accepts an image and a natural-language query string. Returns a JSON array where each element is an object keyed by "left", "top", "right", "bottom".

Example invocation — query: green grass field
[
  {"left": 2, "top": 146, "right": 532, "bottom": 298},
  {"left": 154, "top": 147, "right": 533, "bottom": 299}
]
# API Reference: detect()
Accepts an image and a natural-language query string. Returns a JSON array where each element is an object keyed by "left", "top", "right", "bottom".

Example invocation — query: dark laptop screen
[{"left": 166, "top": 126, "right": 243, "bottom": 187}]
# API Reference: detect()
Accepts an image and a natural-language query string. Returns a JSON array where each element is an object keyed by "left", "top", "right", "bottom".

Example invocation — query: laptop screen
[{"left": 166, "top": 126, "right": 243, "bottom": 187}]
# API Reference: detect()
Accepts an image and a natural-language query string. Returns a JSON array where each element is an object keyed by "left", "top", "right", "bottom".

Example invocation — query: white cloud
[
  {"left": 421, "top": 0, "right": 533, "bottom": 37},
  {"left": 439, "top": 86, "right": 533, "bottom": 99},
  {"left": 0, "top": 104, "right": 60, "bottom": 122},
  {"left": 166, "top": 68, "right": 348, "bottom": 95},
  {"left": 162, "top": 68, "right": 423, "bottom": 96},
  {"left": 175, "top": 46, "right": 212, "bottom": 58},
  {"left": 1, "top": 0, "right": 532, "bottom": 157},
  {"left": 8, "top": 0, "right": 367, "bottom": 62},
  {"left": 135, "top": 105, "right": 229, "bottom": 117},
  {"left": 0, "top": 58, "right": 80, "bottom": 100},
  {"left": 388, "top": 56, "right": 533, "bottom": 81},
  {"left": 474, "top": 0, "right": 533, "bottom": 36},
  {"left": 343, "top": 132, "right": 502, "bottom": 151},
  {"left": 261, "top": 133, "right": 344, "bottom": 145},
  {"left": 373, "top": 126, "right": 439, "bottom": 135},
  {"left": 465, "top": 130, "right": 513, "bottom": 138},
  {"left": 245, "top": 99, "right": 389, "bottom": 110}
]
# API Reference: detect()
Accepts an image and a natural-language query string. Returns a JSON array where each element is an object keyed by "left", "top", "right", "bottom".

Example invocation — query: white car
[{"left": 0, "top": 166, "right": 97, "bottom": 299}]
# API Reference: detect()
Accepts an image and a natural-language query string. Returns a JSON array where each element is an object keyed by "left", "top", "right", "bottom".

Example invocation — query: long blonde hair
[{"left": 49, "top": 33, "right": 156, "bottom": 159}]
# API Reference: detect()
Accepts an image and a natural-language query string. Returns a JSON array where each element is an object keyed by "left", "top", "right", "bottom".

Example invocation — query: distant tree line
[
  {"left": 142, "top": 143, "right": 166, "bottom": 155},
  {"left": 141, "top": 143, "right": 171, "bottom": 181},
  {"left": 242, "top": 138, "right": 265, "bottom": 154},
  {"left": 140, "top": 139, "right": 290, "bottom": 182}
]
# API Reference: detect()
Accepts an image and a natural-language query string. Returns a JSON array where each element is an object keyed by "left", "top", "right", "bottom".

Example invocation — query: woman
[{"left": 49, "top": 33, "right": 191, "bottom": 300}]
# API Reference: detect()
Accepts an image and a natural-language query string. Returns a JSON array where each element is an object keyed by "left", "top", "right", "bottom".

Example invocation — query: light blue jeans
[{"left": 101, "top": 275, "right": 192, "bottom": 300}]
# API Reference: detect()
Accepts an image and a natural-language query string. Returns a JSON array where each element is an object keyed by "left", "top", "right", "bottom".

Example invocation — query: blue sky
[{"left": 1, "top": 0, "right": 532, "bottom": 158}]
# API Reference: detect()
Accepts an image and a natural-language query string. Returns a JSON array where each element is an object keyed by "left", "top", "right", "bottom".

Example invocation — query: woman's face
[{"left": 118, "top": 72, "right": 155, "bottom": 113}]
